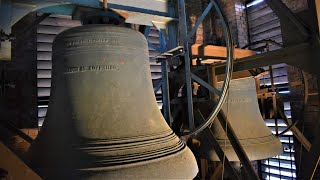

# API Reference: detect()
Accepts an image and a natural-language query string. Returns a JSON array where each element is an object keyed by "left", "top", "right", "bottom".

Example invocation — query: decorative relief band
[{"left": 64, "top": 65, "right": 119, "bottom": 74}]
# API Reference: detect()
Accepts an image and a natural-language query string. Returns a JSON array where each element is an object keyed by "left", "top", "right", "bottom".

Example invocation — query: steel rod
[
  {"left": 179, "top": 0, "right": 195, "bottom": 129},
  {"left": 157, "top": 29, "right": 171, "bottom": 124},
  {"left": 191, "top": 73, "right": 221, "bottom": 96}
]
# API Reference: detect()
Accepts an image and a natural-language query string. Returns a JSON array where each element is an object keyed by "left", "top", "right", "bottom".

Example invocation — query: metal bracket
[{"left": 155, "top": 46, "right": 184, "bottom": 63}]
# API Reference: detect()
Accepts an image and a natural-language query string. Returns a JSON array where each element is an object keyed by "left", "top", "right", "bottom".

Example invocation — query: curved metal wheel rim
[{"left": 182, "top": 0, "right": 234, "bottom": 136}]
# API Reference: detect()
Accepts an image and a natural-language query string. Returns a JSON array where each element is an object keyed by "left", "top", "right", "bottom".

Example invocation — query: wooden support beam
[
  {"left": 103, "top": 0, "right": 108, "bottom": 9},
  {"left": 213, "top": 43, "right": 320, "bottom": 76},
  {"left": 0, "top": 142, "right": 41, "bottom": 180},
  {"left": 200, "top": 159, "right": 208, "bottom": 180},
  {"left": 192, "top": 44, "right": 256, "bottom": 59}
]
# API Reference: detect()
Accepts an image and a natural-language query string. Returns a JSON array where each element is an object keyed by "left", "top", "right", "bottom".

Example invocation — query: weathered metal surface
[
  {"left": 199, "top": 77, "right": 283, "bottom": 162},
  {"left": 27, "top": 25, "right": 198, "bottom": 179}
]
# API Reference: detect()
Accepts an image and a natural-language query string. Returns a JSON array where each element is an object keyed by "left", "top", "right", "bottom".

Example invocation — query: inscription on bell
[
  {"left": 66, "top": 38, "right": 121, "bottom": 47},
  {"left": 64, "top": 65, "right": 118, "bottom": 74},
  {"left": 225, "top": 98, "right": 252, "bottom": 103}
]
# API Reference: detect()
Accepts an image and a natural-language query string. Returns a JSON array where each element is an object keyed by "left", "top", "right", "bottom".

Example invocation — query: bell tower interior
[{"left": 0, "top": 0, "right": 319, "bottom": 179}]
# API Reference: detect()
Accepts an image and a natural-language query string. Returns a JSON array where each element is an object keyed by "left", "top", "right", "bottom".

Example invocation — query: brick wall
[
  {"left": 234, "top": 0, "right": 249, "bottom": 48},
  {"left": 183, "top": 0, "right": 249, "bottom": 48},
  {"left": 183, "top": 0, "right": 224, "bottom": 45}
]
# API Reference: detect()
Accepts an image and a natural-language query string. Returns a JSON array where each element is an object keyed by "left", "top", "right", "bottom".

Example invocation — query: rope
[
  {"left": 298, "top": 70, "right": 307, "bottom": 174},
  {"left": 221, "top": 89, "right": 230, "bottom": 180}
]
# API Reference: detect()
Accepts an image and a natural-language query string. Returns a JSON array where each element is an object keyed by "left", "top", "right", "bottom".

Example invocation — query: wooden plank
[
  {"left": 37, "top": 25, "right": 69, "bottom": 35},
  {"left": 37, "top": 52, "right": 52, "bottom": 61},
  {"left": 37, "top": 88, "right": 50, "bottom": 97},
  {"left": 199, "top": 59, "right": 225, "bottom": 64},
  {"left": 250, "top": 19, "right": 280, "bottom": 36},
  {"left": 192, "top": 44, "right": 256, "bottom": 59},
  {"left": 151, "top": 72, "right": 162, "bottom": 79},
  {"left": 248, "top": 6, "right": 274, "bottom": 21},
  {"left": 38, "top": 107, "right": 47, "bottom": 118},
  {"left": 148, "top": 36, "right": 160, "bottom": 44},
  {"left": 200, "top": 159, "right": 208, "bottom": 180},
  {"left": 248, "top": 13, "right": 279, "bottom": 29},
  {"left": 249, "top": 34, "right": 282, "bottom": 50},
  {"left": 38, "top": 117, "right": 45, "bottom": 126},
  {"left": 210, "top": 163, "right": 223, "bottom": 180},
  {"left": 148, "top": 50, "right": 160, "bottom": 57},
  {"left": 37, "top": 34, "right": 56, "bottom": 43},
  {"left": 150, "top": 65, "right": 162, "bottom": 72},
  {"left": 251, "top": 27, "right": 282, "bottom": 42},
  {"left": 37, "top": 43, "right": 52, "bottom": 52},
  {"left": 148, "top": 58, "right": 158, "bottom": 65},
  {"left": 0, "top": 142, "right": 41, "bottom": 180},
  {"left": 37, "top": 61, "right": 52, "bottom": 69},
  {"left": 247, "top": 1, "right": 268, "bottom": 14},
  {"left": 40, "top": 17, "right": 81, "bottom": 27},
  {"left": 37, "top": 79, "right": 51, "bottom": 88},
  {"left": 148, "top": 29, "right": 160, "bottom": 37},
  {"left": 37, "top": 70, "right": 51, "bottom": 79}
]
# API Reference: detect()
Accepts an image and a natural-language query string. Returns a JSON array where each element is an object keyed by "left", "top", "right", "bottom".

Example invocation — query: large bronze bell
[
  {"left": 28, "top": 25, "right": 198, "bottom": 179},
  {"left": 199, "top": 77, "right": 283, "bottom": 161}
]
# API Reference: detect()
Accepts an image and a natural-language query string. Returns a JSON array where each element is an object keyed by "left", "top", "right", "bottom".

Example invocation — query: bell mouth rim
[
  {"left": 38, "top": 146, "right": 198, "bottom": 179},
  {"left": 76, "top": 144, "right": 188, "bottom": 172},
  {"left": 204, "top": 136, "right": 283, "bottom": 161},
  {"left": 215, "top": 134, "right": 280, "bottom": 146}
]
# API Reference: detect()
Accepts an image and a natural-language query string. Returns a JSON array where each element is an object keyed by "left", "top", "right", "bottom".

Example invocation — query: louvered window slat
[{"left": 247, "top": 1, "right": 296, "bottom": 179}]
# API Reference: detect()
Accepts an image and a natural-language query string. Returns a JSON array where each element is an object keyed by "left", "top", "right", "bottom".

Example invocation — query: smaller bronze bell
[{"left": 199, "top": 77, "right": 283, "bottom": 161}]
